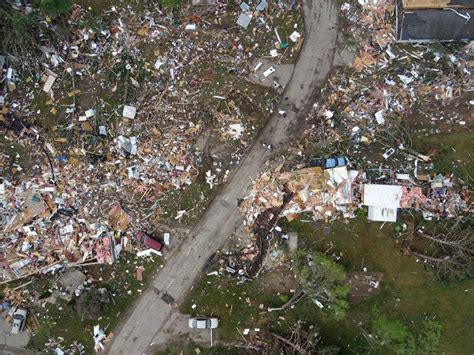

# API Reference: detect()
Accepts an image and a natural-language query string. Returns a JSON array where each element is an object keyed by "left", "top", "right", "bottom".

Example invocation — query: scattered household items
[
  {"left": 93, "top": 324, "right": 106, "bottom": 352},
  {"left": 382, "top": 148, "right": 396, "bottom": 160},
  {"left": 0, "top": 0, "right": 303, "bottom": 289},
  {"left": 318, "top": 0, "right": 471, "bottom": 144},
  {"left": 240, "top": 165, "right": 360, "bottom": 227},
  {"left": 347, "top": 272, "right": 384, "bottom": 304},
  {"left": 122, "top": 105, "right": 137, "bottom": 119},
  {"left": 241, "top": 164, "right": 468, "bottom": 226}
]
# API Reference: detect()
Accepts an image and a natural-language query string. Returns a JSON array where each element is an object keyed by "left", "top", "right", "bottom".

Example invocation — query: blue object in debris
[
  {"left": 325, "top": 159, "right": 337, "bottom": 169},
  {"left": 308, "top": 156, "right": 348, "bottom": 170},
  {"left": 336, "top": 156, "right": 346, "bottom": 166},
  {"left": 240, "top": 2, "right": 250, "bottom": 11},
  {"left": 56, "top": 155, "right": 68, "bottom": 162},
  {"left": 256, "top": 0, "right": 267, "bottom": 12}
]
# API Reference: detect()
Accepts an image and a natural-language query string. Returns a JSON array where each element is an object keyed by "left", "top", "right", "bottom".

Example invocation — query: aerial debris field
[{"left": 0, "top": 0, "right": 473, "bottom": 353}]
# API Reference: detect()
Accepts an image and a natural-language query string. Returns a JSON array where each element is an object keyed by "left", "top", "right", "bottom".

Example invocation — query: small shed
[{"left": 363, "top": 184, "right": 402, "bottom": 222}]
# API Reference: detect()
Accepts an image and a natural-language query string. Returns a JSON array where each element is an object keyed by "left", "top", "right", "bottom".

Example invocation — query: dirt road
[{"left": 107, "top": 1, "right": 339, "bottom": 353}]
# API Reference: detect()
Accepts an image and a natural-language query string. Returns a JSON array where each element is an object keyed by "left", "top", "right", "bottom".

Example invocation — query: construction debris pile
[
  {"left": 311, "top": 0, "right": 471, "bottom": 142},
  {"left": 0, "top": 2, "right": 303, "bottom": 284},
  {"left": 240, "top": 164, "right": 471, "bottom": 226},
  {"left": 240, "top": 165, "right": 360, "bottom": 227},
  {"left": 0, "top": 172, "right": 130, "bottom": 282}
]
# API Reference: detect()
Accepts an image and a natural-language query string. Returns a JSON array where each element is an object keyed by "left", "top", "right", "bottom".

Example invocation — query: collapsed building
[{"left": 241, "top": 165, "right": 469, "bottom": 226}]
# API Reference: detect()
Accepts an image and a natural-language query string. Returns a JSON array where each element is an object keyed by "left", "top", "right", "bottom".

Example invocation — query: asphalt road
[{"left": 107, "top": 1, "right": 339, "bottom": 353}]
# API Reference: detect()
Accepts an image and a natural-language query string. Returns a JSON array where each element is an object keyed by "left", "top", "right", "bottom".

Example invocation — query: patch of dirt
[
  {"left": 409, "top": 96, "right": 473, "bottom": 135},
  {"left": 346, "top": 271, "right": 383, "bottom": 304},
  {"left": 260, "top": 266, "right": 298, "bottom": 294}
]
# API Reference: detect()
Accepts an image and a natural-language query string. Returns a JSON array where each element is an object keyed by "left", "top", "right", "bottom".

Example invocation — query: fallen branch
[
  {"left": 40, "top": 142, "right": 57, "bottom": 185},
  {"left": 417, "top": 230, "right": 474, "bottom": 254},
  {"left": 271, "top": 332, "right": 301, "bottom": 352},
  {"left": 268, "top": 289, "right": 306, "bottom": 312}
]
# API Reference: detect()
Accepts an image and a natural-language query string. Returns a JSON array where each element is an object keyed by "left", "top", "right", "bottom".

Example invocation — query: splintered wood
[{"left": 402, "top": 0, "right": 473, "bottom": 9}]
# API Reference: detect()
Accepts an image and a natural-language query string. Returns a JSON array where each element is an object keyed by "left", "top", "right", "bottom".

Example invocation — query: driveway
[
  {"left": 107, "top": 0, "right": 339, "bottom": 353},
  {"left": 0, "top": 319, "right": 30, "bottom": 354}
]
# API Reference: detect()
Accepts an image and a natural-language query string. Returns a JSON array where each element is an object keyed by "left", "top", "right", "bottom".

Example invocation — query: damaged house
[
  {"left": 396, "top": 0, "right": 474, "bottom": 41},
  {"left": 363, "top": 184, "right": 402, "bottom": 222}
]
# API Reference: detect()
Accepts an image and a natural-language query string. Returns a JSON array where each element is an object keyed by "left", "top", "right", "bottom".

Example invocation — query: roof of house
[
  {"left": 402, "top": 0, "right": 474, "bottom": 9},
  {"left": 363, "top": 184, "right": 402, "bottom": 209},
  {"left": 398, "top": 8, "right": 474, "bottom": 41}
]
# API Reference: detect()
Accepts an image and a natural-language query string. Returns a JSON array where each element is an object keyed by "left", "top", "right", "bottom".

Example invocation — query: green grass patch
[
  {"left": 156, "top": 344, "right": 245, "bottom": 355},
  {"left": 412, "top": 132, "right": 473, "bottom": 183},
  {"left": 180, "top": 276, "right": 265, "bottom": 340},
  {"left": 159, "top": 0, "right": 182, "bottom": 9},
  {"left": 160, "top": 178, "right": 215, "bottom": 225},
  {"left": 28, "top": 253, "right": 162, "bottom": 352},
  {"left": 182, "top": 217, "right": 474, "bottom": 353},
  {"left": 237, "top": 10, "right": 304, "bottom": 64},
  {"left": 283, "top": 218, "right": 474, "bottom": 354}
]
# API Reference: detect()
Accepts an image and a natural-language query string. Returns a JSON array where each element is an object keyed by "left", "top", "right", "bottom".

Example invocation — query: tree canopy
[
  {"left": 293, "top": 250, "right": 350, "bottom": 320},
  {"left": 368, "top": 314, "right": 442, "bottom": 354},
  {"left": 39, "top": 0, "right": 73, "bottom": 16}
]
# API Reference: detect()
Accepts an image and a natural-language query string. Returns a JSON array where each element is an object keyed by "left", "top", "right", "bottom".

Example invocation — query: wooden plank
[{"left": 402, "top": 0, "right": 473, "bottom": 9}]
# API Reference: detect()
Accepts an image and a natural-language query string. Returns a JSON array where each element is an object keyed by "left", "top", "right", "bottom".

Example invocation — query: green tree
[
  {"left": 0, "top": 2, "right": 36, "bottom": 56},
  {"left": 370, "top": 315, "right": 415, "bottom": 353},
  {"left": 293, "top": 250, "right": 350, "bottom": 320},
  {"left": 159, "top": 0, "right": 182, "bottom": 9},
  {"left": 417, "top": 320, "right": 442, "bottom": 354},
  {"left": 39, "top": 0, "right": 73, "bottom": 16},
  {"left": 366, "top": 315, "right": 442, "bottom": 354}
]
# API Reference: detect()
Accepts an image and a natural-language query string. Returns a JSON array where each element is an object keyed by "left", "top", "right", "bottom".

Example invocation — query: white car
[
  {"left": 188, "top": 317, "right": 219, "bottom": 329},
  {"left": 11, "top": 308, "right": 28, "bottom": 334}
]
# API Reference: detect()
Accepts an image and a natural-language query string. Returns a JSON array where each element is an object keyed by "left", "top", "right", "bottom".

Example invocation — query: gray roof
[
  {"left": 399, "top": 9, "right": 474, "bottom": 41},
  {"left": 445, "top": 0, "right": 474, "bottom": 6}
]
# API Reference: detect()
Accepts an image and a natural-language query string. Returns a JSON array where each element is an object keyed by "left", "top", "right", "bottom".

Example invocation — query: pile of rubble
[
  {"left": 240, "top": 163, "right": 470, "bottom": 226},
  {"left": 310, "top": 0, "right": 471, "bottom": 143},
  {"left": 0, "top": 1, "right": 303, "bottom": 285},
  {"left": 240, "top": 165, "right": 360, "bottom": 227}
]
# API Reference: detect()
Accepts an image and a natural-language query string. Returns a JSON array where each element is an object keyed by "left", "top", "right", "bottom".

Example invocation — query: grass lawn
[
  {"left": 156, "top": 344, "right": 245, "bottom": 355},
  {"left": 181, "top": 217, "right": 474, "bottom": 353},
  {"left": 28, "top": 252, "right": 162, "bottom": 352},
  {"left": 412, "top": 132, "right": 473, "bottom": 184},
  {"left": 160, "top": 178, "right": 215, "bottom": 225},
  {"left": 283, "top": 217, "right": 474, "bottom": 354}
]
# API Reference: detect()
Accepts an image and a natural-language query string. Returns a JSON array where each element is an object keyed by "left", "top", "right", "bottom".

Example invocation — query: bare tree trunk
[
  {"left": 267, "top": 289, "right": 306, "bottom": 312},
  {"left": 272, "top": 332, "right": 302, "bottom": 352},
  {"left": 409, "top": 251, "right": 457, "bottom": 264},
  {"left": 416, "top": 231, "right": 474, "bottom": 254}
]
